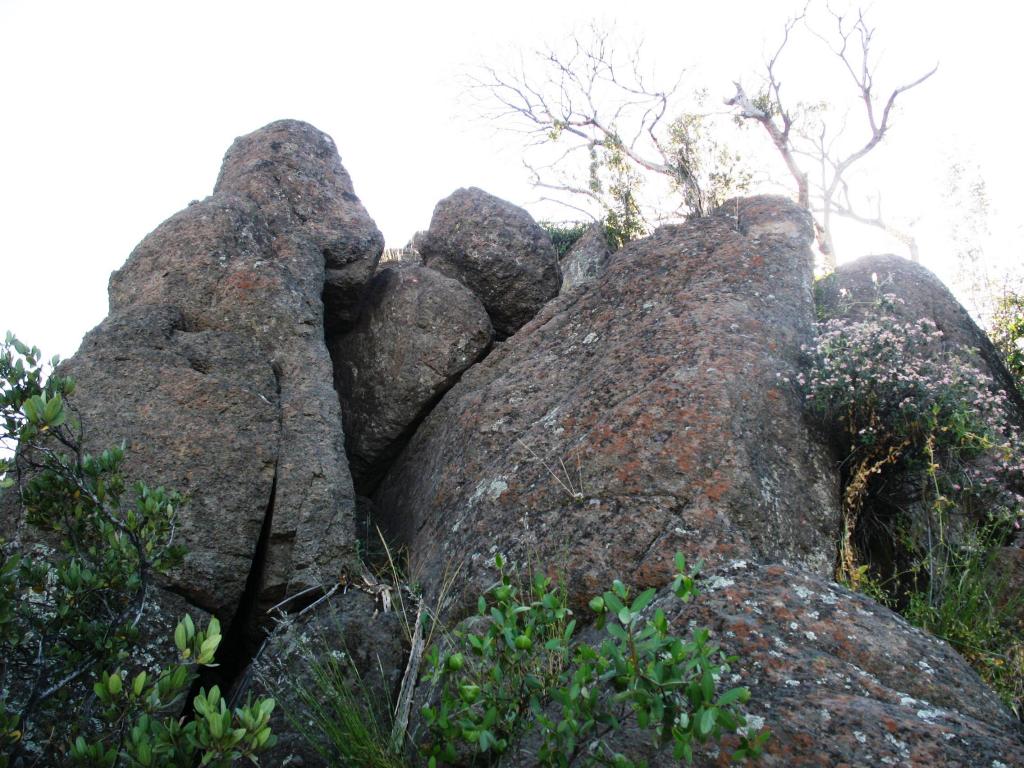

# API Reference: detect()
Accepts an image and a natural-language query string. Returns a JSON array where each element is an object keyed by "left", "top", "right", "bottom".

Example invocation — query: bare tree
[
  {"left": 728, "top": 5, "right": 936, "bottom": 268},
  {"left": 467, "top": 25, "right": 751, "bottom": 240}
]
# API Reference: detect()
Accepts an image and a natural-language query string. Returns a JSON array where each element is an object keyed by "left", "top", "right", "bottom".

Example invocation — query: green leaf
[
  {"left": 174, "top": 622, "right": 187, "bottom": 652},
  {"left": 630, "top": 587, "right": 656, "bottom": 614},
  {"left": 698, "top": 708, "right": 715, "bottom": 736},
  {"left": 716, "top": 686, "right": 750, "bottom": 707}
]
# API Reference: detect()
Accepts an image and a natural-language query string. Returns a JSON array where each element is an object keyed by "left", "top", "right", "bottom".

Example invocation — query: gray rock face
[
  {"left": 374, "top": 196, "right": 841, "bottom": 613},
  {"left": 214, "top": 119, "right": 385, "bottom": 333},
  {"left": 60, "top": 305, "right": 279, "bottom": 621},
  {"left": 331, "top": 262, "right": 493, "bottom": 492},
  {"left": 416, "top": 187, "right": 561, "bottom": 337},
  {"left": 559, "top": 222, "right": 613, "bottom": 294},
  {"left": 61, "top": 120, "right": 376, "bottom": 623}
]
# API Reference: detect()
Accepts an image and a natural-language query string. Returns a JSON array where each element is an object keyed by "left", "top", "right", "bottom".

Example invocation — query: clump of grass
[
  {"left": 285, "top": 647, "right": 406, "bottom": 768},
  {"left": 902, "top": 529, "right": 1024, "bottom": 717}
]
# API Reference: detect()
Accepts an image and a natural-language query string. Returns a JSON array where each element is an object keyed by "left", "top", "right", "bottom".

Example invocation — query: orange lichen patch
[
  {"left": 615, "top": 459, "right": 643, "bottom": 485},
  {"left": 220, "top": 269, "right": 276, "bottom": 298},
  {"left": 704, "top": 477, "right": 731, "bottom": 502}
]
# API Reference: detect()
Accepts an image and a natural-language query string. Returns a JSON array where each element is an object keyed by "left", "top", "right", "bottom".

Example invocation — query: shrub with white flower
[
  {"left": 802, "top": 315, "right": 1024, "bottom": 544},
  {"left": 800, "top": 312, "right": 1024, "bottom": 714}
]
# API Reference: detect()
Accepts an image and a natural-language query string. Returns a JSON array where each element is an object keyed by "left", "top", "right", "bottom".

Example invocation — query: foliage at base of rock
[
  {"left": 420, "top": 554, "right": 767, "bottom": 767},
  {"left": 70, "top": 615, "right": 276, "bottom": 767}
]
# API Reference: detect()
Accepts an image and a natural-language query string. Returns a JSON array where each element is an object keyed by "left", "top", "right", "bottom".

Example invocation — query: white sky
[{"left": 1, "top": 0, "right": 1021, "bottom": 360}]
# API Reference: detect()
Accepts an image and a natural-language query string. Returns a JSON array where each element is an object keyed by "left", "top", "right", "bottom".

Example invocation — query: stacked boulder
[
  {"left": 414, "top": 187, "right": 562, "bottom": 338},
  {"left": 327, "top": 186, "right": 560, "bottom": 495},
  {"left": 56, "top": 120, "right": 383, "bottom": 623},
  {"left": 375, "top": 197, "right": 841, "bottom": 608},
  {"left": 11, "top": 118, "right": 1024, "bottom": 764},
  {"left": 372, "top": 197, "right": 1024, "bottom": 763}
]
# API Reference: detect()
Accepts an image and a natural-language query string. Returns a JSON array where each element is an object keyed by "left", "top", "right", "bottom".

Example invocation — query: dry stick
[
  {"left": 391, "top": 600, "right": 426, "bottom": 752},
  {"left": 516, "top": 437, "right": 583, "bottom": 501}
]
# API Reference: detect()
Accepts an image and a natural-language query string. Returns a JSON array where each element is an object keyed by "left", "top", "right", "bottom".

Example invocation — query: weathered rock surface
[
  {"left": 816, "top": 253, "right": 1024, "bottom": 423},
  {"left": 214, "top": 119, "right": 384, "bottom": 333},
  {"left": 559, "top": 222, "right": 614, "bottom": 294},
  {"left": 555, "top": 561, "right": 1023, "bottom": 767},
  {"left": 246, "top": 589, "right": 409, "bottom": 766},
  {"left": 57, "top": 120, "right": 374, "bottom": 623},
  {"left": 375, "top": 196, "right": 841, "bottom": 612},
  {"left": 58, "top": 305, "right": 279, "bottom": 621},
  {"left": 331, "top": 262, "right": 493, "bottom": 492},
  {"left": 686, "top": 562, "right": 1023, "bottom": 765},
  {"left": 416, "top": 187, "right": 561, "bottom": 337}
]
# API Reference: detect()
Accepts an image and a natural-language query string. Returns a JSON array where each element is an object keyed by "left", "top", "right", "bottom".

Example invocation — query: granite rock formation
[
  {"left": 331, "top": 262, "right": 493, "bottom": 492},
  {"left": 59, "top": 120, "right": 382, "bottom": 623},
  {"left": 375, "top": 197, "right": 841, "bottom": 612},
  {"left": 416, "top": 187, "right": 561, "bottom": 337}
]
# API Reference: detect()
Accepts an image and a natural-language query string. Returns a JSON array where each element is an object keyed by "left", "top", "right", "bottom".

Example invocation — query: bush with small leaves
[
  {"left": 801, "top": 311, "right": 1024, "bottom": 712},
  {"left": 68, "top": 615, "right": 276, "bottom": 767},
  {"left": 990, "top": 291, "right": 1024, "bottom": 390},
  {"left": 421, "top": 553, "right": 767, "bottom": 766}
]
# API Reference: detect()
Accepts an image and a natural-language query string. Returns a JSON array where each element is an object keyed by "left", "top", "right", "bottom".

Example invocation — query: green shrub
[
  {"left": 540, "top": 222, "right": 590, "bottom": 260},
  {"left": 0, "top": 333, "right": 276, "bottom": 764},
  {"left": 420, "top": 553, "right": 767, "bottom": 766},
  {"left": 990, "top": 291, "right": 1024, "bottom": 390},
  {"left": 69, "top": 615, "right": 277, "bottom": 766}
]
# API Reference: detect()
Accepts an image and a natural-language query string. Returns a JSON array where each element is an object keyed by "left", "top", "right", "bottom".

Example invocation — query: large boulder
[
  {"left": 331, "top": 262, "right": 493, "bottom": 492},
  {"left": 56, "top": 120, "right": 375, "bottom": 624},
  {"left": 559, "top": 222, "right": 614, "bottom": 294},
  {"left": 374, "top": 196, "right": 841, "bottom": 612},
  {"left": 214, "top": 119, "right": 384, "bottom": 333},
  {"left": 540, "top": 561, "right": 1023, "bottom": 766},
  {"left": 416, "top": 187, "right": 561, "bottom": 337},
  {"left": 59, "top": 305, "right": 279, "bottom": 622}
]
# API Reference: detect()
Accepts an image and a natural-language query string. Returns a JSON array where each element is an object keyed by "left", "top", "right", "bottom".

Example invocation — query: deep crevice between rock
[
  {"left": 186, "top": 465, "right": 278, "bottom": 713},
  {"left": 354, "top": 337, "right": 495, "bottom": 499},
  {"left": 185, "top": 361, "right": 285, "bottom": 715}
]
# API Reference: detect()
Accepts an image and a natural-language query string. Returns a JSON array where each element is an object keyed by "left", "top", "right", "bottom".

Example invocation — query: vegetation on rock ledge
[{"left": 801, "top": 305, "right": 1024, "bottom": 713}]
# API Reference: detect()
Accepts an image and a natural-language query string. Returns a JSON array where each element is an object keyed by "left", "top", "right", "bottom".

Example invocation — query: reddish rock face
[
  {"left": 374, "top": 196, "right": 841, "bottom": 613},
  {"left": 214, "top": 119, "right": 385, "bottom": 333},
  {"left": 589, "top": 561, "right": 1024, "bottom": 766},
  {"left": 416, "top": 187, "right": 561, "bottom": 338},
  {"left": 331, "top": 262, "right": 493, "bottom": 493}
]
